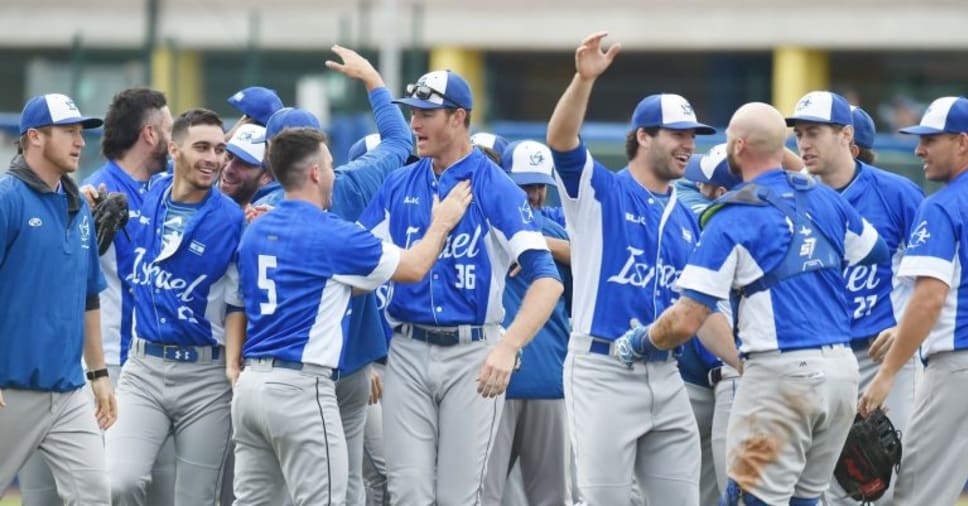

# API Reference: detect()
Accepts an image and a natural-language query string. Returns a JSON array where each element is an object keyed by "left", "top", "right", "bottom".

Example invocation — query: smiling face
[
  {"left": 644, "top": 128, "right": 696, "bottom": 182},
  {"left": 219, "top": 154, "right": 268, "bottom": 205},
  {"left": 915, "top": 132, "right": 968, "bottom": 182},
  {"left": 170, "top": 123, "right": 226, "bottom": 194}
]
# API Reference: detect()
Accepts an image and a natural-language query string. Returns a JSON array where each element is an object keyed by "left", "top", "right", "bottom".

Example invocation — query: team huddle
[{"left": 1, "top": 31, "right": 967, "bottom": 506}]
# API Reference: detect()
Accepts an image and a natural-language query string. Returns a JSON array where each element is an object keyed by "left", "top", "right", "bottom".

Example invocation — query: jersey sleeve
[
  {"left": 357, "top": 178, "right": 393, "bottom": 242},
  {"left": 841, "top": 195, "right": 882, "bottom": 266},
  {"left": 550, "top": 140, "right": 617, "bottom": 233},
  {"left": 330, "top": 221, "right": 402, "bottom": 291},
  {"left": 478, "top": 171, "right": 548, "bottom": 260},
  {"left": 897, "top": 200, "right": 958, "bottom": 285},
  {"left": 222, "top": 260, "right": 244, "bottom": 307},
  {"left": 677, "top": 212, "right": 765, "bottom": 301}
]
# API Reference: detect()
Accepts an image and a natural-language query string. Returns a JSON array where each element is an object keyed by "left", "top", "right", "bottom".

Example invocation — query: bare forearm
[
  {"left": 224, "top": 311, "right": 247, "bottom": 368},
  {"left": 395, "top": 222, "right": 450, "bottom": 282},
  {"left": 880, "top": 279, "right": 947, "bottom": 376},
  {"left": 546, "top": 74, "right": 596, "bottom": 152},
  {"left": 545, "top": 237, "right": 571, "bottom": 266},
  {"left": 650, "top": 297, "right": 711, "bottom": 350},
  {"left": 696, "top": 312, "right": 740, "bottom": 369},
  {"left": 502, "top": 277, "right": 564, "bottom": 350},
  {"left": 83, "top": 309, "right": 107, "bottom": 371}
]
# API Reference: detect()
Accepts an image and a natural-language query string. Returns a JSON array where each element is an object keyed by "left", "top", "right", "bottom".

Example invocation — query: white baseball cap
[
  {"left": 501, "top": 140, "right": 555, "bottom": 186},
  {"left": 226, "top": 124, "right": 266, "bottom": 167}
]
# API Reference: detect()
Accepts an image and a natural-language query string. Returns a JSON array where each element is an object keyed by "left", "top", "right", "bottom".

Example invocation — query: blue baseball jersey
[
  {"left": 239, "top": 200, "right": 401, "bottom": 368},
  {"left": 673, "top": 179, "right": 712, "bottom": 216},
  {"left": 358, "top": 148, "right": 548, "bottom": 326},
  {"left": 0, "top": 160, "right": 105, "bottom": 391},
  {"left": 837, "top": 161, "right": 924, "bottom": 339},
  {"left": 129, "top": 175, "right": 245, "bottom": 346},
  {"left": 83, "top": 161, "right": 158, "bottom": 365},
  {"left": 896, "top": 170, "right": 968, "bottom": 358},
  {"left": 254, "top": 87, "right": 411, "bottom": 373},
  {"left": 550, "top": 142, "right": 701, "bottom": 340},
  {"left": 543, "top": 206, "right": 566, "bottom": 229},
  {"left": 506, "top": 211, "right": 571, "bottom": 399},
  {"left": 678, "top": 169, "right": 881, "bottom": 354}
]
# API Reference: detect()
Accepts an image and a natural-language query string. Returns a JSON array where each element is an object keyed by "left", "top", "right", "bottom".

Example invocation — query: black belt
[
  {"left": 849, "top": 336, "right": 876, "bottom": 352},
  {"left": 243, "top": 358, "right": 339, "bottom": 380},
  {"left": 397, "top": 324, "right": 486, "bottom": 346},
  {"left": 708, "top": 366, "right": 723, "bottom": 387},
  {"left": 142, "top": 342, "right": 221, "bottom": 363}
]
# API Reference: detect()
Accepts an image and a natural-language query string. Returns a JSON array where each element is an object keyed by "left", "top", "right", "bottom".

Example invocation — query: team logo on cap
[
  {"left": 528, "top": 149, "right": 545, "bottom": 167},
  {"left": 795, "top": 96, "right": 813, "bottom": 111},
  {"left": 63, "top": 98, "right": 80, "bottom": 114},
  {"left": 237, "top": 130, "right": 257, "bottom": 143},
  {"left": 681, "top": 102, "right": 694, "bottom": 116}
]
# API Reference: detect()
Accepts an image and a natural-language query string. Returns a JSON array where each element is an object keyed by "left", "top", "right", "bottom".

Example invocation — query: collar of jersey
[{"left": 421, "top": 148, "right": 482, "bottom": 195}]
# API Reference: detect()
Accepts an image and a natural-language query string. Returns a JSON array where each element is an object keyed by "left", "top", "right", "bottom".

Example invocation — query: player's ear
[{"left": 308, "top": 163, "right": 320, "bottom": 184}]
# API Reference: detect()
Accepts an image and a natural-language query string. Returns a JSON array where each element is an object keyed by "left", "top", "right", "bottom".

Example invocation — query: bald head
[{"left": 727, "top": 102, "right": 788, "bottom": 159}]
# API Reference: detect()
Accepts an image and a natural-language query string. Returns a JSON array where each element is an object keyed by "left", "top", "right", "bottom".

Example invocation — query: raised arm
[{"left": 546, "top": 31, "right": 621, "bottom": 152}]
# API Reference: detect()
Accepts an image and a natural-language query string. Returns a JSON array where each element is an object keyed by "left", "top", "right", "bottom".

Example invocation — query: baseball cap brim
[
  {"left": 683, "top": 155, "right": 710, "bottom": 183},
  {"left": 898, "top": 125, "right": 946, "bottom": 135},
  {"left": 392, "top": 97, "right": 450, "bottom": 110},
  {"left": 661, "top": 121, "right": 716, "bottom": 135},
  {"left": 510, "top": 172, "right": 556, "bottom": 187},
  {"left": 24, "top": 116, "right": 103, "bottom": 134},
  {"left": 785, "top": 115, "right": 848, "bottom": 127},
  {"left": 226, "top": 144, "right": 262, "bottom": 167}
]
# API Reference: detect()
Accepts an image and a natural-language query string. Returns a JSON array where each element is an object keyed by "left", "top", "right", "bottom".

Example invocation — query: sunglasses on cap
[{"left": 405, "top": 83, "right": 462, "bottom": 109}]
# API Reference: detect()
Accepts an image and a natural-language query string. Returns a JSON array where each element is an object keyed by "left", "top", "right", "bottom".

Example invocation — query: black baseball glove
[
  {"left": 834, "top": 408, "right": 902, "bottom": 502},
  {"left": 92, "top": 190, "right": 130, "bottom": 255}
]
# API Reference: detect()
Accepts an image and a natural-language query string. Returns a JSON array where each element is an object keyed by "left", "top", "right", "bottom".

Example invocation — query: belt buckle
[{"left": 163, "top": 345, "right": 198, "bottom": 362}]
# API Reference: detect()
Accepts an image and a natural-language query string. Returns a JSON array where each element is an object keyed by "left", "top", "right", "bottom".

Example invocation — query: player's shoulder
[
  {"left": 861, "top": 163, "right": 923, "bottom": 198},
  {"left": 210, "top": 190, "right": 245, "bottom": 223}
]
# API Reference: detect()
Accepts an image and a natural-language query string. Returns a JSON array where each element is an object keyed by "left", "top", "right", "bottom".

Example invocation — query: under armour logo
[{"left": 174, "top": 350, "right": 183, "bottom": 360}]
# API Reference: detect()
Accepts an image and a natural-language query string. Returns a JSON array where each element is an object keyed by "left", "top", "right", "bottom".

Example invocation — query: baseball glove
[
  {"left": 92, "top": 190, "right": 130, "bottom": 255},
  {"left": 834, "top": 408, "right": 902, "bottom": 503}
]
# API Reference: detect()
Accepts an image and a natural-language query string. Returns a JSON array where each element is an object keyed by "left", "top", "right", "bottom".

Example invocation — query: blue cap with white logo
[
  {"left": 631, "top": 94, "right": 715, "bottom": 135},
  {"left": 470, "top": 132, "right": 510, "bottom": 158},
  {"left": 394, "top": 70, "right": 473, "bottom": 111},
  {"left": 226, "top": 124, "right": 267, "bottom": 167},
  {"left": 502, "top": 140, "right": 556, "bottom": 187},
  {"left": 899, "top": 96, "right": 968, "bottom": 135},
  {"left": 19, "top": 93, "right": 103, "bottom": 135},
  {"left": 850, "top": 106, "right": 876, "bottom": 150},
  {"left": 684, "top": 143, "right": 742, "bottom": 190},
  {"left": 263, "top": 107, "right": 321, "bottom": 141},
  {"left": 786, "top": 91, "right": 852, "bottom": 127},
  {"left": 227, "top": 86, "right": 284, "bottom": 126}
]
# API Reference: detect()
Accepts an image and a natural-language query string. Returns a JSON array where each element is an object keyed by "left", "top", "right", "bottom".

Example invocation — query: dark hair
[
  {"left": 625, "top": 127, "right": 659, "bottom": 161},
  {"left": 101, "top": 88, "right": 168, "bottom": 160},
  {"left": 476, "top": 145, "right": 502, "bottom": 165},
  {"left": 171, "top": 108, "right": 223, "bottom": 144},
  {"left": 856, "top": 147, "right": 876, "bottom": 165},
  {"left": 269, "top": 128, "right": 329, "bottom": 190}
]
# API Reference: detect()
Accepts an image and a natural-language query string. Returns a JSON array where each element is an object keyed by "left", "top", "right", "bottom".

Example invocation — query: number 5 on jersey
[{"left": 258, "top": 254, "right": 278, "bottom": 315}]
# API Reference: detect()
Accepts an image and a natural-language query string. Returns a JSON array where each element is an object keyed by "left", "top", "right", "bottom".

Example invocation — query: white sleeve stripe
[
  {"left": 333, "top": 242, "right": 401, "bottom": 291},
  {"left": 898, "top": 255, "right": 955, "bottom": 286},
  {"left": 508, "top": 230, "right": 549, "bottom": 260},
  {"left": 677, "top": 265, "right": 733, "bottom": 300},
  {"left": 366, "top": 210, "right": 392, "bottom": 242},
  {"left": 844, "top": 218, "right": 879, "bottom": 266}
]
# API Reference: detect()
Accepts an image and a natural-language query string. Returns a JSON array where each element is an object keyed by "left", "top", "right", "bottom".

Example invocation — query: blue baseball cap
[
  {"left": 850, "top": 106, "right": 876, "bottom": 150},
  {"left": 470, "top": 132, "right": 510, "bottom": 158},
  {"left": 348, "top": 134, "right": 382, "bottom": 161},
  {"left": 19, "top": 93, "right": 102, "bottom": 135},
  {"left": 899, "top": 96, "right": 968, "bottom": 135},
  {"left": 502, "top": 140, "right": 556, "bottom": 187},
  {"left": 227, "top": 86, "right": 284, "bottom": 126},
  {"left": 262, "top": 107, "right": 321, "bottom": 141},
  {"left": 226, "top": 124, "right": 266, "bottom": 167},
  {"left": 394, "top": 70, "right": 473, "bottom": 110},
  {"left": 631, "top": 94, "right": 715, "bottom": 135},
  {"left": 786, "top": 91, "right": 852, "bottom": 127},
  {"left": 684, "top": 143, "right": 742, "bottom": 190}
]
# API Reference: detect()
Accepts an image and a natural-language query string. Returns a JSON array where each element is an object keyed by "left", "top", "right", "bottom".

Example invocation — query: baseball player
[
  {"left": 849, "top": 105, "right": 877, "bottom": 165},
  {"left": 0, "top": 93, "right": 115, "bottom": 504},
  {"left": 786, "top": 91, "right": 924, "bottom": 505},
  {"left": 224, "top": 85, "right": 284, "bottom": 140},
  {"left": 859, "top": 96, "right": 968, "bottom": 506},
  {"left": 545, "top": 32, "right": 710, "bottom": 505},
  {"left": 105, "top": 108, "right": 245, "bottom": 505},
  {"left": 220, "top": 123, "right": 270, "bottom": 207},
  {"left": 233, "top": 127, "right": 472, "bottom": 504},
  {"left": 626, "top": 102, "right": 888, "bottom": 505},
  {"left": 357, "top": 69, "right": 564, "bottom": 505},
  {"left": 481, "top": 140, "right": 574, "bottom": 506}
]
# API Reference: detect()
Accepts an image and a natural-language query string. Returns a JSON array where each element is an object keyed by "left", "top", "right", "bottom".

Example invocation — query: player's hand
[
  {"left": 90, "top": 377, "right": 117, "bottom": 430},
  {"left": 369, "top": 369, "right": 383, "bottom": 405},
  {"left": 0, "top": 388, "right": 5, "bottom": 409},
  {"left": 80, "top": 183, "right": 106, "bottom": 209},
  {"left": 869, "top": 326, "right": 897, "bottom": 363},
  {"left": 432, "top": 180, "right": 473, "bottom": 231},
  {"left": 244, "top": 204, "right": 273, "bottom": 223},
  {"left": 477, "top": 340, "right": 518, "bottom": 398},
  {"left": 614, "top": 319, "right": 649, "bottom": 368},
  {"left": 858, "top": 370, "right": 896, "bottom": 418},
  {"left": 508, "top": 263, "right": 521, "bottom": 278},
  {"left": 226, "top": 364, "right": 241, "bottom": 387},
  {"left": 575, "top": 32, "right": 621, "bottom": 81},
  {"left": 325, "top": 45, "right": 384, "bottom": 91}
]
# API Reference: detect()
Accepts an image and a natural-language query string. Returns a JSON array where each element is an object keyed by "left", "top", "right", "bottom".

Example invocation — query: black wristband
[{"left": 86, "top": 368, "right": 110, "bottom": 381}]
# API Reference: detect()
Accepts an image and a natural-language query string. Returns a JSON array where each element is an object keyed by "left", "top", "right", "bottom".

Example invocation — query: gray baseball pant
[
  {"left": 362, "top": 363, "right": 388, "bottom": 506},
  {"left": 337, "top": 365, "right": 372, "bottom": 506},
  {"left": 232, "top": 358, "right": 347, "bottom": 505},
  {"left": 727, "top": 345, "right": 858, "bottom": 503},
  {"left": 823, "top": 348, "right": 919, "bottom": 505},
  {"left": 482, "top": 398, "right": 572, "bottom": 506},
  {"left": 685, "top": 381, "right": 720, "bottom": 506},
  {"left": 891, "top": 350, "right": 968, "bottom": 506},
  {"left": 0, "top": 387, "right": 109, "bottom": 505},
  {"left": 712, "top": 367, "right": 741, "bottom": 494},
  {"left": 383, "top": 330, "right": 503, "bottom": 505},
  {"left": 106, "top": 342, "right": 233, "bottom": 505},
  {"left": 565, "top": 334, "right": 701, "bottom": 506}
]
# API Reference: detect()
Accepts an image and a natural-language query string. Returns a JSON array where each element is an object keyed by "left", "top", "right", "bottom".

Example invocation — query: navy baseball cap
[
  {"left": 684, "top": 143, "right": 742, "bottom": 190},
  {"left": 19, "top": 93, "right": 102, "bottom": 135},
  {"left": 470, "top": 132, "right": 510, "bottom": 158},
  {"left": 226, "top": 124, "right": 266, "bottom": 167},
  {"left": 227, "top": 86, "right": 284, "bottom": 126},
  {"left": 851, "top": 106, "right": 876, "bottom": 150},
  {"left": 394, "top": 70, "right": 473, "bottom": 111},
  {"left": 899, "top": 96, "right": 968, "bottom": 135},
  {"left": 631, "top": 94, "right": 715, "bottom": 135},
  {"left": 786, "top": 91, "right": 852, "bottom": 127},
  {"left": 502, "top": 140, "right": 556, "bottom": 187},
  {"left": 262, "top": 107, "right": 321, "bottom": 141}
]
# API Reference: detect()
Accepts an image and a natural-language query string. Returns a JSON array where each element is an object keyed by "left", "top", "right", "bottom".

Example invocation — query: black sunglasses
[{"left": 405, "top": 83, "right": 462, "bottom": 109}]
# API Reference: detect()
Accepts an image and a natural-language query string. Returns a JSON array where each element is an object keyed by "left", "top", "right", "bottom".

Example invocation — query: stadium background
[{"left": 1, "top": 0, "right": 967, "bottom": 502}]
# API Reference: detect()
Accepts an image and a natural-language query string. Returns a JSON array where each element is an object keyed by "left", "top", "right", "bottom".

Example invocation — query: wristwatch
[{"left": 86, "top": 368, "right": 110, "bottom": 381}]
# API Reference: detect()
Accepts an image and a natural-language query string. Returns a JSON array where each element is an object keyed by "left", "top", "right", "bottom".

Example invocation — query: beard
[
  {"left": 648, "top": 148, "right": 685, "bottom": 182},
  {"left": 726, "top": 149, "right": 742, "bottom": 177},
  {"left": 149, "top": 141, "right": 169, "bottom": 175}
]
